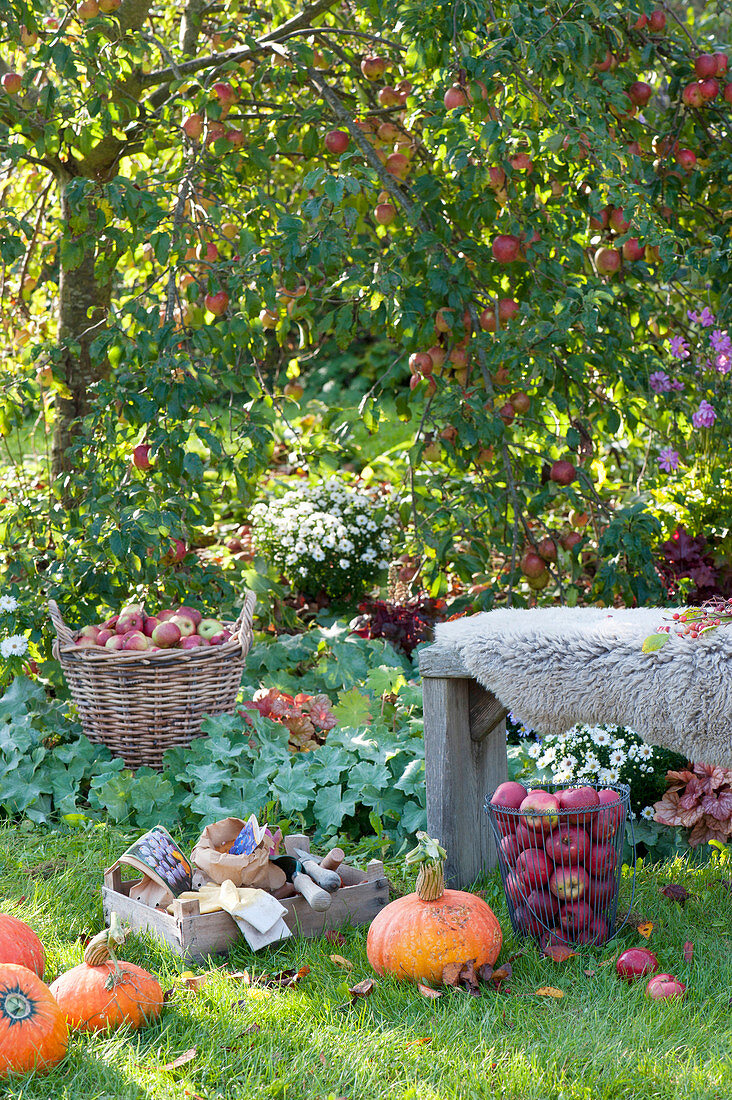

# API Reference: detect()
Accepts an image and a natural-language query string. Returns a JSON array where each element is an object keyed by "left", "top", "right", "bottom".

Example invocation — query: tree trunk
[{"left": 52, "top": 181, "right": 111, "bottom": 479}]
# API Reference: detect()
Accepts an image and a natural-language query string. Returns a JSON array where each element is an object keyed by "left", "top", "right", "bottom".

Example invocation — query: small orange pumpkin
[
  {"left": 366, "top": 833, "right": 503, "bottom": 984},
  {"left": 0, "top": 914, "right": 46, "bottom": 977},
  {"left": 49, "top": 915, "right": 163, "bottom": 1033},
  {"left": 0, "top": 963, "right": 68, "bottom": 1077}
]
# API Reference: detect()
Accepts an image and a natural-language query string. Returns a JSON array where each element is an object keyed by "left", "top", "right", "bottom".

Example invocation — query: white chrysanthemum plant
[
  {"left": 249, "top": 478, "right": 395, "bottom": 602},
  {"left": 0, "top": 593, "right": 33, "bottom": 683},
  {"left": 511, "top": 720, "right": 683, "bottom": 821}
]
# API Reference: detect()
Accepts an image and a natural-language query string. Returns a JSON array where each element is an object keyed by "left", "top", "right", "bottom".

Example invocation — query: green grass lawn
[{"left": 2, "top": 823, "right": 732, "bottom": 1100}]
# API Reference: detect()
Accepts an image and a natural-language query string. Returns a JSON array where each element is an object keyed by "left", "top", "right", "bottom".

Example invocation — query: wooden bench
[{"left": 419, "top": 642, "right": 509, "bottom": 889}]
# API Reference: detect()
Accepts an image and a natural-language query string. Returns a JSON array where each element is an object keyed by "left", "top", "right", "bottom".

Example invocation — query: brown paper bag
[{"left": 191, "top": 818, "right": 286, "bottom": 892}]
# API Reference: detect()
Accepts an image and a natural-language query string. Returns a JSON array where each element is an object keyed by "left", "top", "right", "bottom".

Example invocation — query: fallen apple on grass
[
  {"left": 646, "top": 973, "right": 685, "bottom": 999},
  {"left": 616, "top": 947, "right": 658, "bottom": 982}
]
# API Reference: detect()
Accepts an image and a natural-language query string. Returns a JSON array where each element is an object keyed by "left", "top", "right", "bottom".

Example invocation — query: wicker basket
[{"left": 49, "top": 593, "right": 256, "bottom": 770}]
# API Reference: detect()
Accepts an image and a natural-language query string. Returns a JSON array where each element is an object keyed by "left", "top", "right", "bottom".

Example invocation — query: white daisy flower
[
  {"left": 641, "top": 806, "right": 655, "bottom": 820},
  {"left": 605, "top": 767, "right": 620, "bottom": 782},
  {"left": 0, "top": 634, "right": 28, "bottom": 658},
  {"left": 609, "top": 749, "right": 626, "bottom": 767},
  {"left": 527, "top": 743, "right": 542, "bottom": 759},
  {"left": 638, "top": 744, "right": 653, "bottom": 760},
  {"left": 593, "top": 731, "right": 612, "bottom": 746},
  {"left": 339, "top": 558, "right": 350, "bottom": 569},
  {"left": 0, "top": 595, "right": 19, "bottom": 613}
]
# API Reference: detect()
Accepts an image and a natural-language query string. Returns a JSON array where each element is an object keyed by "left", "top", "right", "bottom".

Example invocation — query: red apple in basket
[
  {"left": 96, "top": 629, "right": 114, "bottom": 646},
  {"left": 198, "top": 617, "right": 225, "bottom": 640},
  {"left": 75, "top": 637, "right": 98, "bottom": 649},
  {"left": 515, "top": 823, "right": 535, "bottom": 851},
  {"left": 557, "top": 785, "right": 600, "bottom": 811},
  {"left": 180, "top": 635, "right": 207, "bottom": 649},
  {"left": 123, "top": 631, "right": 150, "bottom": 651},
  {"left": 116, "top": 605, "right": 144, "bottom": 633},
  {"left": 588, "top": 842, "right": 617, "bottom": 877},
  {"left": 177, "top": 605, "right": 202, "bottom": 626},
  {"left": 520, "top": 790, "right": 560, "bottom": 833},
  {"left": 513, "top": 904, "right": 542, "bottom": 937},
  {"left": 587, "top": 875, "right": 616, "bottom": 911},
  {"left": 170, "top": 613, "right": 196, "bottom": 638},
  {"left": 559, "top": 898, "right": 592, "bottom": 932},
  {"left": 549, "top": 865, "right": 589, "bottom": 900},
  {"left": 151, "top": 621, "right": 181, "bottom": 648},
  {"left": 78, "top": 625, "right": 100, "bottom": 642},
  {"left": 490, "top": 781, "right": 527, "bottom": 835},
  {"left": 105, "top": 635, "right": 125, "bottom": 650},
  {"left": 525, "top": 888, "right": 559, "bottom": 924},
  {"left": 504, "top": 871, "right": 526, "bottom": 906},
  {"left": 143, "top": 616, "right": 159, "bottom": 638},
  {"left": 546, "top": 826, "right": 590, "bottom": 867},
  {"left": 101, "top": 614, "right": 119, "bottom": 631},
  {"left": 516, "top": 848, "right": 552, "bottom": 890},
  {"left": 574, "top": 914, "right": 608, "bottom": 944},
  {"left": 208, "top": 629, "right": 232, "bottom": 645},
  {"left": 592, "top": 789, "right": 623, "bottom": 840},
  {"left": 499, "top": 834, "right": 523, "bottom": 867},
  {"left": 157, "top": 608, "right": 179, "bottom": 622}
]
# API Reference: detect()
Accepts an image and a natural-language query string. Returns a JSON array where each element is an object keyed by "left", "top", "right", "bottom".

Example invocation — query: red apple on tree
[
  {"left": 682, "top": 82, "right": 705, "bottom": 108},
  {"left": 628, "top": 81, "right": 653, "bottom": 108},
  {"left": 550, "top": 460, "right": 577, "bottom": 485},
  {"left": 205, "top": 290, "right": 229, "bottom": 316},
  {"left": 521, "top": 551, "right": 548, "bottom": 579},
  {"left": 695, "top": 54, "right": 718, "bottom": 79},
  {"left": 375, "top": 203, "right": 396, "bottom": 226},
  {"left": 444, "top": 84, "right": 470, "bottom": 110},
  {"left": 492, "top": 234, "right": 521, "bottom": 263},
  {"left": 648, "top": 9, "right": 666, "bottom": 31},
  {"left": 325, "top": 129, "right": 349, "bottom": 154},
  {"left": 595, "top": 247, "right": 621, "bottom": 276},
  {"left": 699, "top": 77, "right": 720, "bottom": 102},
  {"left": 1, "top": 72, "right": 22, "bottom": 95},
  {"left": 132, "top": 444, "right": 152, "bottom": 470},
  {"left": 360, "top": 55, "right": 387, "bottom": 81},
  {"left": 622, "top": 237, "right": 646, "bottom": 262}
]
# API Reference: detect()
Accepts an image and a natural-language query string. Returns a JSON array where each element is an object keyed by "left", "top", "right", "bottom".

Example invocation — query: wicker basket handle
[
  {"left": 48, "top": 599, "right": 76, "bottom": 648},
  {"left": 232, "top": 590, "right": 256, "bottom": 645}
]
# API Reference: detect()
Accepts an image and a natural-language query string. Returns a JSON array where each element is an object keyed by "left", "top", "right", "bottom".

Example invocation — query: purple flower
[
  {"left": 649, "top": 371, "right": 672, "bottom": 393},
  {"left": 658, "top": 447, "right": 680, "bottom": 472},
  {"left": 691, "top": 400, "right": 717, "bottom": 428},
  {"left": 699, "top": 308, "right": 715, "bottom": 328},
  {"left": 715, "top": 351, "right": 732, "bottom": 375},
  {"left": 710, "top": 329, "right": 732, "bottom": 354},
  {"left": 670, "top": 379, "right": 685, "bottom": 391},
  {"left": 669, "top": 335, "right": 690, "bottom": 360}
]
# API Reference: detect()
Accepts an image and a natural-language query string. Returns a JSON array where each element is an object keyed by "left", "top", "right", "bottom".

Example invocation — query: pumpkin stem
[
  {"left": 84, "top": 912, "right": 128, "bottom": 968},
  {"left": 415, "top": 861, "right": 445, "bottom": 901},
  {"left": 406, "top": 832, "right": 447, "bottom": 901}
]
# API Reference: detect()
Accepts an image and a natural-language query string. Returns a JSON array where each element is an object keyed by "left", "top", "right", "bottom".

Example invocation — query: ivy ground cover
[{"left": 2, "top": 825, "right": 732, "bottom": 1100}]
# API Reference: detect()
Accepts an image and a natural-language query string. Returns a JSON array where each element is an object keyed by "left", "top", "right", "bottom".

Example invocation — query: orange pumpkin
[
  {"left": 0, "top": 914, "right": 46, "bottom": 977},
  {"left": 366, "top": 833, "right": 502, "bottom": 984},
  {"left": 0, "top": 963, "right": 68, "bottom": 1077},
  {"left": 49, "top": 915, "right": 163, "bottom": 1033}
]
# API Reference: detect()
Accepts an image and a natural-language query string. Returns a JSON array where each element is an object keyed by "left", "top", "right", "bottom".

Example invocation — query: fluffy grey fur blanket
[{"left": 434, "top": 606, "right": 732, "bottom": 767}]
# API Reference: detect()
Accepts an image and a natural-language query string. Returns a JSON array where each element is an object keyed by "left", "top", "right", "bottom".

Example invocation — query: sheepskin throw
[{"left": 434, "top": 606, "right": 732, "bottom": 767}]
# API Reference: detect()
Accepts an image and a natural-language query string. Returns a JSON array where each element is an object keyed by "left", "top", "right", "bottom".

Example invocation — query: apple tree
[{"left": 0, "top": 0, "right": 731, "bottom": 621}]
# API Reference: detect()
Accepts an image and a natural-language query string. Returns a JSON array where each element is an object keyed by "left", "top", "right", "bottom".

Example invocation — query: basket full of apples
[
  {"left": 485, "top": 781, "right": 633, "bottom": 948},
  {"left": 48, "top": 592, "right": 256, "bottom": 770}
]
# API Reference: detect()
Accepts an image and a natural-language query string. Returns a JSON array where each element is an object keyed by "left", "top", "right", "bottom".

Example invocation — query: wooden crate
[{"left": 101, "top": 835, "right": 388, "bottom": 962}]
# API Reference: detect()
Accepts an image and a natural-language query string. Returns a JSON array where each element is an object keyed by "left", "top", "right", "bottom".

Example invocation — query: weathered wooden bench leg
[{"left": 423, "top": 676, "right": 508, "bottom": 889}]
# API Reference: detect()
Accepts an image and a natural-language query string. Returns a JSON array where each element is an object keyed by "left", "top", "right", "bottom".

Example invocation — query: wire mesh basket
[
  {"left": 49, "top": 592, "right": 256, "bottom": 770},
  {"left": 485, "top": 782, "right": 635, "bottom": 947}
]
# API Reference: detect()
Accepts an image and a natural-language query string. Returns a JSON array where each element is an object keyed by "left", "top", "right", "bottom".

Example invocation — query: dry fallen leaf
[
  {"left": 683, "top": 941, "right": 694, "bottom": 963},
  {"left": 459, "top": 960, "right": 480, "bottom": 997},
  {"left": 417, "top": 983, "right": 442, "bottom": 999},
  {"left": 543, "top": 945, "right": 577, "bottom": 963},
  {"left": 405, "top": 1037, "right": 432, "bottom": 1048},
  {"left": 441, "top": 962, "right": 463, "bottom": 988},
  {"left": 329, "top": 955, "right": 354, "bottom": 971},
  {"left": 637, "top": 921, "right": 654, "bottom": 939},
  {"left": 476, "top": 963, "right": 493, "bottom": 983},
  {"left": 325, "top": 930, "right": 346, "bottom": 946},
  {"left": 227, "top": 970, "right": 251, "bottom": 984},
  {"left": 348, "top": 978, "right": 376, "bottom": 1000},
  {"left": 181, "top": 973, "right": 208, "bottom": 992},
  {"left": 492, "top": 962, "right": 512, "bottom": 988},
  {"left": 535, "top": 987, "right": 565, "bottom": 999},
  {"left": 257, "top": 965, "right": 310, "bottom": 989},
  {"left": 661, "top": 883, "right": 691, "bottom": 905},
  {"left": 162, "top": 1047, "right": 197, "bottom": 1071}
]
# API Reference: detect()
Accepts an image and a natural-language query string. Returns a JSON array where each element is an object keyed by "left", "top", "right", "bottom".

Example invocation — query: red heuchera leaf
[
  {"left": 308, "top": 695, "right": 338, "bottom": 731},
  {"left": 660, "top": 884, "right": 690, "bottom": 904}
]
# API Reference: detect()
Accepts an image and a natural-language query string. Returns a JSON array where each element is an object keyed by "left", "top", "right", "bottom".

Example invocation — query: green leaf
[
  {"left": 332, "top": 687, "right": 372, "bottom": 727},
  {"left": 642, "top": 632, "right": 669, "bottom": 653}
]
